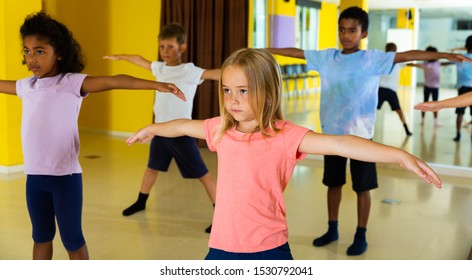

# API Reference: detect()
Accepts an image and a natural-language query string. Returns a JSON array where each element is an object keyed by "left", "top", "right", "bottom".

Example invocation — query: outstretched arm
[
  {"left": 299, "top": 132, "right": 442, "bottom": 188},
  {"left": 395, "top": 50, "right": 472, "bottom": 64},
  {"left": 0, "top": 80, "right": 17, "bottom": 95},
  {"left": 103, "top": 54, "right": 152, "bottom": 70},
  {"left": 201, "top": 69, "right": 221, "bottom": 81},
  {"left": 126, "top": 119, "right": 205, "bottom": 144},
  {"left": 267, "top": 48, "right": 305, "bottom": 59},
  {"left": 414, "top": 91, "right": 472, "bottom": 112},
  {"left": 81, "top": 75, "right": 185, "bottom": 101}
]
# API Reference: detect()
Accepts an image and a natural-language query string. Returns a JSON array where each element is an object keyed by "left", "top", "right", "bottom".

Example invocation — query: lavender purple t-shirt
[{"left": 16, "top": 73, "right": 88, "bottom": 175}]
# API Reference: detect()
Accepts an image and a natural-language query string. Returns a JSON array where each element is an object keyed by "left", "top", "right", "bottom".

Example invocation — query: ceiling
[{"left": 320, "top": 0, "right": 472, "bottom": 19}]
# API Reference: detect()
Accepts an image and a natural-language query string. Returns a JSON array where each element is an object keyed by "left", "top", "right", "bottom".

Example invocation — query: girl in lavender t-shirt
[
  {"left": 0, "top": 12, "right": 183, "bottom": 260},
  {"left": 408, "top": 46, "right": 453, "bottom": 126}
]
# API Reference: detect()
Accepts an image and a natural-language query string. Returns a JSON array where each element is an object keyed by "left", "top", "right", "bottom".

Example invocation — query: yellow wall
[
  {"left": 0, "top": 0, "right": 42, "bottom": 168},
  {"left": 397, "top": 8, "right": 416, "bottom": 86},
  {"left": 319, "top": 2, "right": 338, "bottom": 49},
  {"left": 44, "top": 0, "right": 160, "bottom": 133}
]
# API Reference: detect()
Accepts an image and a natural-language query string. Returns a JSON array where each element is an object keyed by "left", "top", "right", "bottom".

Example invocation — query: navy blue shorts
[
  {"left": 204, "top": 242, "right": 293, "bottom": 260},
  {"left": 26, "top": 174, "right": 86, "bottom": 252},
  {"left": 322, "top": 155, "right": 378, "bottom": 192},
  {"left": 148, "top": 136, "right": 208, "bottom": 178},
  {"left": 455, "top": 86, "right": 472, "bottom": 115},
  {"left": 377, "top": 87, "right": 401, "bottom": 111},
  {"left": 423, "top": 86, "right": 439, "bottom": 102}
]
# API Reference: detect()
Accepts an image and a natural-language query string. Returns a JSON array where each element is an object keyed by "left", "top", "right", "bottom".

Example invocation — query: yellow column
[
  {"left": 339, "top": 0, "right": 368, "bottom": 49},
  {"left": 43, "top": 0, "right": 160, "bottom": 134},
  {"left": 398, "top": 8, "right": 418, "bottom": 87},
  {"left": 0, "top": 0, "right": 42, "bottom": 173},
  {"left": 319, "top": 2, "right": 338, "bottom": 49}
]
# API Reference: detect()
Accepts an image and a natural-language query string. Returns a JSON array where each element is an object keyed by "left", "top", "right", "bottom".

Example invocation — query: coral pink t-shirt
[
  {"left": 204, "top": 117, "right": 310, "bottom": 253},
  {"left": 16, "top": 73, "right": 87, "bottom": 175}
]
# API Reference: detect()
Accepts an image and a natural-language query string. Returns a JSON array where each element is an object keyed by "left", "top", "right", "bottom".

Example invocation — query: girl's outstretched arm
[
  {"left": 299, "top": 132, "right": 442, "bottom": 189},
  {"left": 127, "top": 119, "right": 205, "bottom": 145},
  {"left": 102, "top": 54, "right": 152, "bottom": 70},
  {"left": 415, "top": 91, "right": 472, "bottom": 112},
  {"left": 81, "top": 75, "right": 186, "bottom": 101},
  {"left": 0, "top": 80, "right": 17, "bottom": 95}
]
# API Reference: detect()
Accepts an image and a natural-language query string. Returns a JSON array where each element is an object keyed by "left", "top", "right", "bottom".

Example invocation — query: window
[
  {"left": 456, "top": 20, "right": 472, "bottom": 30},
  {"left": 253, "top": 0, "right": 267, "bottom": 48},
  {"left": 295, "top": 0, "right": 320, "bottom": 49}
]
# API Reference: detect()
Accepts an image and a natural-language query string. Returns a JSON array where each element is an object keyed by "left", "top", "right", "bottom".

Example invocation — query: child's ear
[
  {"left": 361, "top": 31, "right": 368, "bottom": 39},
  {"left": 179, "top": 43, "right": 188, "bottom": 53}
]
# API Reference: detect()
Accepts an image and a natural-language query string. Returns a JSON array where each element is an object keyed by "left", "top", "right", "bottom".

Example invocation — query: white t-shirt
[
  {"left": 379, "top": 62, "right": 406, "bottom": 92},
  {"left": 151, "top": 61, "right": 204, "bottom": 123}
]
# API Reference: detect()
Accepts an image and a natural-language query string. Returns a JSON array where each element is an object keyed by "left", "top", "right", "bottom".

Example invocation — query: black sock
[
  {"left": 313, "top": 220, "right": 338, "bottom": 247},
  {"left": 205, "top": 204, "right": 215, "bottom": 233},
  {"left": 453, "top": 132, "right": 461, "bottom": 142},
  {"left": 346, "top": 227, "right": 368, "bottom": 256},
  {"left": 122, "top": 192, "right": 149, "bottom": 216},
  {"left": 403, "top": 124, "right": 412, "bottom": 136}
]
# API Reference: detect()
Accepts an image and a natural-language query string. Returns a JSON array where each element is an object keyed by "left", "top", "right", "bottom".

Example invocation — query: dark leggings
[{"left": 26, "top": 174, "right": 85, "bottom": 252}]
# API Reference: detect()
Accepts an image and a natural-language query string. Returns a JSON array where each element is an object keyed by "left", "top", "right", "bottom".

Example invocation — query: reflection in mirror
[{"left": 369, "top": 9, "right": 472, "bottom": 168}]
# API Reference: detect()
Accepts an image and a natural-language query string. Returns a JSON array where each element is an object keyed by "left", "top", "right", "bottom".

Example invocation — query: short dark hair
[
  {"left": 20, "top": 11, "right": 85, "bottom": 73},
  {"left": 339, "top": 6, "right": 369, "bottom": 32},
  {"left": 385, "top": 42, "right": 397, "bottom": 52},
  {"left": 466, "top": 35, "right": 472, "bottom": 52},
  {"left": 158, "top": 23, "right": 187, "bottom": 45}
]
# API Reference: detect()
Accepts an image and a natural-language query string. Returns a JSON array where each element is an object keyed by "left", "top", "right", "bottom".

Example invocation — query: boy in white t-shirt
[
  {"left": 377, "top": 42, "right": 412, "bottom": 136},
  {"left": 104, "top": 23, "right": 219, "bottom": 233}
]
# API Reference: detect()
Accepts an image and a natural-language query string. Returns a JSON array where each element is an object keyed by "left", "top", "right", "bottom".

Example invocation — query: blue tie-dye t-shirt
[
  {"left": 454, "top": 53, "right": 472, "bottom": 88},
  {"left": 304, "top": 49, "right": 395, "bottom": 139}
]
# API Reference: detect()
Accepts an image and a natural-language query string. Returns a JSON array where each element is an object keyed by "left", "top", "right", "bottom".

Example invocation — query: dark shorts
[
  {"left": 377, "top": 87, "right": 401, "bottom": 111},
  {"left": 455, "top": 86, "right": 472, "bottom": 115},
  {"left": 205, "top": 242, "right": 293, "bottom": 260},
  {"left": 322, "top": 155, "right": 378, "bottom": 192},
  {"left": 26, "top": 174, "right": 86, "bottom": 252},
  {"left": 148, "top": 136, "right": 208, "bottom": 178},
  {"left": 423, "top": 86, "right": 439, "bottom": 102}
]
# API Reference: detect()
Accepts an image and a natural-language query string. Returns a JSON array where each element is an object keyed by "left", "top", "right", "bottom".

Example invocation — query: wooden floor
[{"left": 0, "top": 87, "right": 471, "bottom": 260}]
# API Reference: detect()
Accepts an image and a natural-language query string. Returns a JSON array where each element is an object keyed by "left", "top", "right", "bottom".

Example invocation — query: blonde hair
[{"left": 215, "top": 48, "right": 284, "bottom": 141}]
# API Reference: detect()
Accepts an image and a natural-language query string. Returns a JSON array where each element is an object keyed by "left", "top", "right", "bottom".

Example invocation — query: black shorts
[
  {"left": 148, "top": 136, "right": 208, "bottom": 178},
  {"left": 322, "top": 155, "right": 378, "bottom": 192},
  {"left": 377, "top": 87, "right": 401, "bottom": 111},
  {"left": 455, "top": 86, "right": 472, "bottom": 115},
  {"left": 423, "top": 86, "right": 439, "bottom": 102}
]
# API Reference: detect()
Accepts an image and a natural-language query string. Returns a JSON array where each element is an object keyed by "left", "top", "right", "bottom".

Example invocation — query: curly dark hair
[
  {"left": 20, "top": 11, "right": 85, "bottom": 73},
  {"left": 339, "top": 6, "right": 369, "bottom": 33},
  {"left": 426, "top": 46, "right": 438, "bottom": 62}
]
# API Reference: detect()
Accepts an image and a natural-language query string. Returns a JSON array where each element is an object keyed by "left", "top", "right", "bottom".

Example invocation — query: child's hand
[
  {"left": 157, "top": 82, "right": 186, "bottom": 101},
  {"left": 414, "top": 101, "right": 441, "bottom": 112},
  {"left": 446, "top": 53, "right": 472, "bottom": 63},
  {"left": 126, "top": 126, "right": 155, "bottom": 145},
  {"left": 399, "top": 154, "right": 442, "bottom": 189}
]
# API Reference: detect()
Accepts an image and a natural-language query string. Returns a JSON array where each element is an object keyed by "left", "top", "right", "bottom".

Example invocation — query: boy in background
[
  {"left": 104, "top": 23, "right": 219, "bottom": 233},
  {"left": 377, "top": 42, "right": 412, "bottom": 136},
  {"left": 268, "top": 6, "right": 471, "bottom": 256}
]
